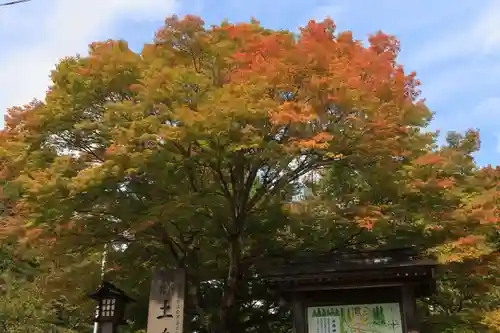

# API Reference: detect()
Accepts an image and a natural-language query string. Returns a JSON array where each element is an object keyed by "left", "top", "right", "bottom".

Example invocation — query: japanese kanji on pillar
[{"left": 147, "top": 269, "right": 186, "bottom": 333}]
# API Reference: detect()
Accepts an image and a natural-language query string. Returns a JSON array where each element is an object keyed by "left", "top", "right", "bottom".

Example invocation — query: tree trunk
[{"left": 218, "top": 234, "right": 242, "bottom": 333}]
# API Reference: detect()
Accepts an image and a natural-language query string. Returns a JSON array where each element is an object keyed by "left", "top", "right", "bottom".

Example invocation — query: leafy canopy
[{"left": 0, "top": 15, "right": 499, "bottom": 333}]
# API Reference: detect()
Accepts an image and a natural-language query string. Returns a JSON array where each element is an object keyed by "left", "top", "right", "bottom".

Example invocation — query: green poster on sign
[{"left": 307, "top": 303, "right": 403, "bottom": 333}]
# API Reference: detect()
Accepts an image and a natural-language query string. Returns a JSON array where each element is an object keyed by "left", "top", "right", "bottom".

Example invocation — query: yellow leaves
[
  {"left": 159, "top": 125, "right": 184, "bottom": 141},
  {"left": 430, "top": 235, "right": 493, "bottom": 264},
  {"left": 175, "top": 106, "right": 206, "bottom": 127},
  {"left": 482, "top": 309, "right": 500, "bottom": 331},
  {"left": 87, "top": 40, "right": 139, "bottom": 72},
  {"left": 228, "top": 125, "right": 264, "bottom": 152},
  {"left": 324, "top": 152, "right": 343, "bottom": 160},
  {"left": 3, "top": 14, "right": 500, "bottom": 333},
  {"left": 216, "top": 20, "right": 261, "bottom": 41},
  {"left": 229, "top": 143, "right": 261, "bottom": 152},
  {"left": 68, "top": 160, "right": 121, "bottom": 195},
  {"left": 451, "top": 167, "right": 500, "bottom": 227}
]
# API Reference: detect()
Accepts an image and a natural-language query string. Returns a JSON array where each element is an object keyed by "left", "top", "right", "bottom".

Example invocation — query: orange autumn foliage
[
  {"left": 414, "top": 153, "right": 444, "bottom": 166},
  {"left": 0, "top": 14, "right": 499, "bottom": 333}
]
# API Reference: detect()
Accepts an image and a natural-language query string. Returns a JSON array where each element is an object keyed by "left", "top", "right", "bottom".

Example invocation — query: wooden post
[
  {"left": 291, "top": 294, "right": 305, "bottom": 333},
  {"left": 147, "top": 269, "right": 186, "bottom": 333},
  {"left": 401, "top": 285, "right": 419, "bottom": 333}
]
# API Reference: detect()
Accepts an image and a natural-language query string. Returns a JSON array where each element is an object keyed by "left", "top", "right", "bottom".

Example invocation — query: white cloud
[
  {"left": 0, "top": 0, "right": 178, "bottom": 126},
  {"left": 409, "top": 0, "right": 500, "bottom": 69}
]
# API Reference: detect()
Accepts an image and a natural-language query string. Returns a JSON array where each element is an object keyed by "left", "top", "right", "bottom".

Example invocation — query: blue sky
[{"left": 0, "top": 0, "right": 499, "bottom": 166}]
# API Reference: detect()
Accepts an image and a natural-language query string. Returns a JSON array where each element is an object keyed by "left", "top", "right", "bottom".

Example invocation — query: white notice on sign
[{"left": 309, "top": 315, "right": 340, "bottom": 333}]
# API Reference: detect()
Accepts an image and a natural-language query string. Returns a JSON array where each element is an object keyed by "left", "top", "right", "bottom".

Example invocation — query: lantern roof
[{"left": 88, "top": 281, "right": 135, "bottom": 303}]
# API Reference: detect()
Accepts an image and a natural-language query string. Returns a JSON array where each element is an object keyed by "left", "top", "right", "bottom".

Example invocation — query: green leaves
[{"left": 0, "top": 14, "right": 499, "bottom": 333}]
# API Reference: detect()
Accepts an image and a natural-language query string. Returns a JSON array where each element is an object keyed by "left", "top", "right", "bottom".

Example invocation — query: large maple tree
[{"left": 0, "top": 15, "right": 498, "bottom": 333}]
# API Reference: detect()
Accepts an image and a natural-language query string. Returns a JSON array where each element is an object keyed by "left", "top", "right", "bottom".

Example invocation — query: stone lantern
[{"left": 88, "top": 281, "right": 134, "bottom": 333}]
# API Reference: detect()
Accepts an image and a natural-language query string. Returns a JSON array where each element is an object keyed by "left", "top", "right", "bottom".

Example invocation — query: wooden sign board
[{"left": 147, "top": 268, "right": 186, "bottom": 333}]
